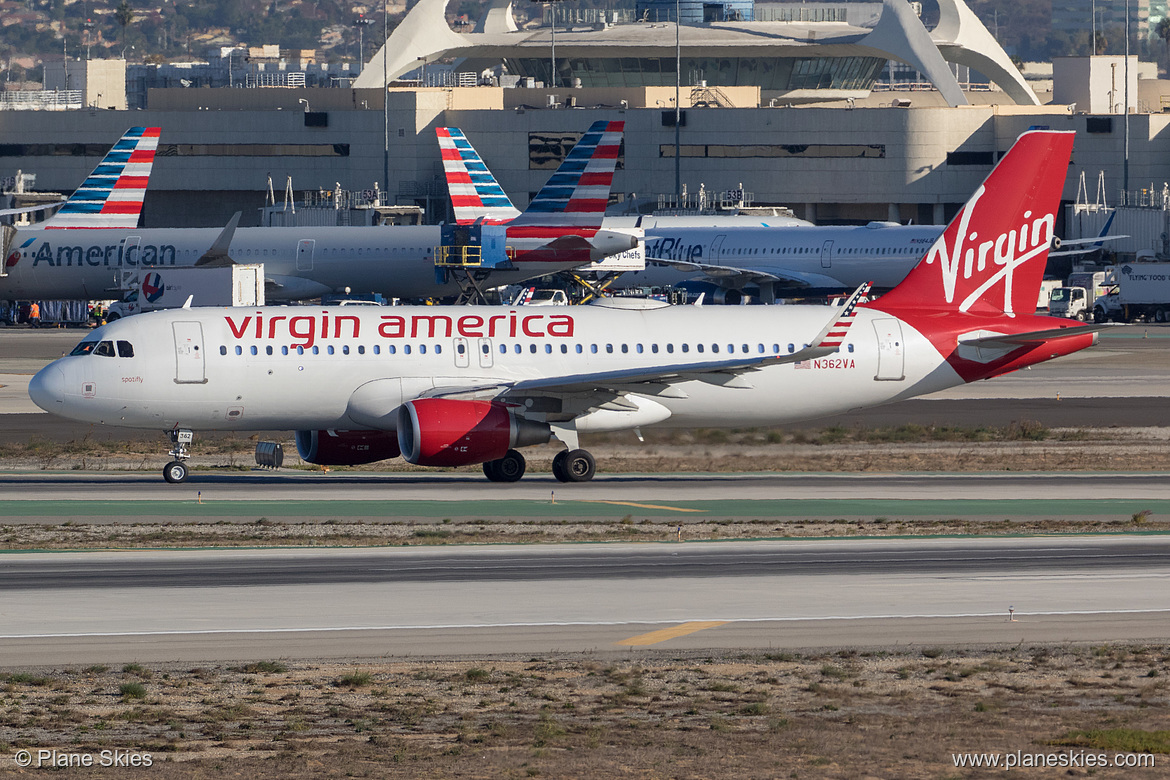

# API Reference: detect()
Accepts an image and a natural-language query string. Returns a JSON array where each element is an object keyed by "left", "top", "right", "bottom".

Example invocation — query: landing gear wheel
[
  {"left": 552, "top": 449, "right": 570, "bottom": 482},
  {"left": 483, "top": 449, "right": 526, "bottom": 483},
  {"left": 554, "top": 449, "right": 595, "bottom": 483},
  {"left": 163, "top": 461, "right": 189, "bottom": 484}
]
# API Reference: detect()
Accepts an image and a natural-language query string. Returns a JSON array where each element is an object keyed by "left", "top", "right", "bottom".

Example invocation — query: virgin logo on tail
[
  {"left": 925, "top": 185, "right": 1055, "bottom": 315},
  {"left": 873, "top": 130, "right": 1074, "bottom": 316}
]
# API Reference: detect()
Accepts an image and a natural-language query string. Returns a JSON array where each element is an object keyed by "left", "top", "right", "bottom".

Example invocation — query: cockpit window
[
  {"left": 117, "top": 340, "right": 134, "bottom": 358},
  {"left": 69, "top": 340, "right": 99, "bottom": 356},
  {"left": 94, "top": 341, "right": 116, "bottom": 357}
]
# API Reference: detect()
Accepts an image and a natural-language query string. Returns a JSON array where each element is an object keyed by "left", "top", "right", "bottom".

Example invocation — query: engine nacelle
[
  {"left": 676, "top": 280, "right": 752, "bottom": 305},
  {"left": 397, "top": 399, "right": 550, "bottom": 467},
  {"left": 295, "top": 429, "right": 401, "bottom": 466}
]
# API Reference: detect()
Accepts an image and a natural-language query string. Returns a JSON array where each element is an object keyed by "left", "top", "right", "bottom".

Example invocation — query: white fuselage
[
  {"left": 32, "top": 304, "right": 958, "bottom": 434},
  {"left": 619, "top": 223, "right": 943, "bottom": 291},
  {"left": 0, "top": 226, "right": 576, "bottom": 302}
]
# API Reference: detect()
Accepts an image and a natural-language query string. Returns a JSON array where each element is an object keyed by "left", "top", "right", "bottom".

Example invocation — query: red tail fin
[{"left": 873, "top": 130, "right": 1074, "bottom": 316}]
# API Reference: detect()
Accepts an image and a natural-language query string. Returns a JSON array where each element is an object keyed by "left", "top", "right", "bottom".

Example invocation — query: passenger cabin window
[{"left": 220, "top": 346, "right": 227, "bottom": 356}]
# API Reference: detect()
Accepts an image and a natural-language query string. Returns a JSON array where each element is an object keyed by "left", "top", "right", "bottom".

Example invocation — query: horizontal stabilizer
[{"left": 959, "top": 323, "right": 1107, "bottom": 349}]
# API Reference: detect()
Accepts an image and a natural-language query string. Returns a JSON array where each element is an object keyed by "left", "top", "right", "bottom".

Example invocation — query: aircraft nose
[{"left": 28, "top": 364, "right": 65, "bottom": 412}]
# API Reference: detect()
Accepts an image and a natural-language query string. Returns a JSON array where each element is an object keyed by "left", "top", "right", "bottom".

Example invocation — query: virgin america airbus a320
[{"left": 29, "top": 130, "right": 1100, "bottom": 484}]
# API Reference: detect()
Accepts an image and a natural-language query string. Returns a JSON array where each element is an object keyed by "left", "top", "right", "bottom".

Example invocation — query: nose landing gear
[{"left": 163, "top": 428, "right": 194, "bottom": 484}]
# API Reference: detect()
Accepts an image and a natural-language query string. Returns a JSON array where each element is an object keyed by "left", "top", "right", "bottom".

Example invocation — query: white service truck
[
  {"left": 105, "top": 264, "right": 265, "bottom": 320},
  {"left": 1092, "top": 262, "right": 1170, "bottom": 323},
  {"left": 1048, "top": 270, "right": 1112, "bottom": 321}
]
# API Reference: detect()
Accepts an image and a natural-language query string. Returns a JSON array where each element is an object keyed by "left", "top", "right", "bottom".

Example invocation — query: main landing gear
[
  {"left": 483, "top": 449, "right": 527, "bottom": 483},
  {"left": 552, "top": 449, "right": 596, "bottom": 483},
  {"left": 481, "top": 447, "right": 598, "bottom": 483},
  {"left": 163, "top": 428, "right": 194, "bottom": 484}
]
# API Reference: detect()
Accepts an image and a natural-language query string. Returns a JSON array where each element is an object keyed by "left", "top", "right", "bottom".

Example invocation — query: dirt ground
[{"left": 0, "top": 647, "right": 1166, "bottom": 778}]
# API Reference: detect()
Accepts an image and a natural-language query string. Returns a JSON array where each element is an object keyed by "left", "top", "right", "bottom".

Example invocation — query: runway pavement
[
  {"left": 3, "top": 469, "right": 1170, "bottom": 503},
  {"left": 1, "top": 536, "right": 1166, "bottom": 665},
  {"left": 4, "top": 328, "right": 1170, "bottom": 665}
]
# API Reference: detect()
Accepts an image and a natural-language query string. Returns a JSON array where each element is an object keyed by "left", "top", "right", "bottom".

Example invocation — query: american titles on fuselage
[
  {"left": 22, "top": 239, "right": 178, "bottom": 268},
  {"left": 225, "top": 310, "right": 576, "bottom": 349}
]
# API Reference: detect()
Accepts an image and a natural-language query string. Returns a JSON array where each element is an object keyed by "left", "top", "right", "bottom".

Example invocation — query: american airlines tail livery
[
  {"left": 2, "top": 122, "right": 634, "bottom": 303},
  {"left": 0, "top": 127, "right": 161, "bottom": 222},
  {"left": 29, "top": 130, "right": 1098, "bottom": 484},
  {"left": 437, "top": 125, "right": 1114, "bottom": 302}
]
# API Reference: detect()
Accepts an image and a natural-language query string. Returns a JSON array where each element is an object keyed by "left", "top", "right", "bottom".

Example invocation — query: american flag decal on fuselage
[
  {"left": 435, "top": 128, "right": 520, "bottom": 224},
  {"left": 818, "top": 281, "right": 872, "bottom": 349},
  {"left": 42, "top": 127, "right": 161, "bottom": 229}
]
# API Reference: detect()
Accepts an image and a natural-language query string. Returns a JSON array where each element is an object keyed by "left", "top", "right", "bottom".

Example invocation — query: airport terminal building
[{"left": 1, "top": 0, "right": 1168, "bottom": 234}]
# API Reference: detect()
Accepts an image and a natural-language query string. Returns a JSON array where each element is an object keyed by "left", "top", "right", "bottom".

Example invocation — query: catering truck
[
  {"left": 105, "top": 264, "right": 264, "bottom": 320},
  {"left": 1048, "top": 270, "right": 1111, "bottom": 321},
  {"left": 1092, "top": 262, "right": 1170, "bottom": 322}
]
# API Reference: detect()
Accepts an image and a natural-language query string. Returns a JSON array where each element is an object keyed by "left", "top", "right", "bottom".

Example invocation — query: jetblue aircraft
[
  {"left": 440, "top": 127, "right": 1117, "bottom": 303},
  {"left": 1, "top": 122, "right": 636, "bottom": 306},
  {"left": 30, "top": 131, "right": 1100, "bottom": 484}
]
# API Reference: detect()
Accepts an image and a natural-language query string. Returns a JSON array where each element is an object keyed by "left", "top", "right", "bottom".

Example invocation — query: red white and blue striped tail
[
  {"left": 42, "top": 127, "right": 161, "bottom": 229},
  {"left": 436, "top": 127, "right": 521, "bottom": 224},
  {"left": 816, "top": 281, "right": 872, "bottom": 350},
  {"left": 509, "top": 120, "right": 623, "bottom": 229}
]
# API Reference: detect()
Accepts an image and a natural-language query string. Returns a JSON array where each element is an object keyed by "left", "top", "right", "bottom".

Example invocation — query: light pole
[
  {"left": 383, "top": 0, "right": 389, "bottom": 198},
  {"left": 1124, "top": 0, "right": 1130, "bottom": 191},
  {"left": 675, "top": 0, "right": 681, "bottom": 200},
  {"left": 354, "top": 15, "right": 374, "bottom": 75},
  {"left": 529, "top": 0, "right": 566, "bottom": 88}
]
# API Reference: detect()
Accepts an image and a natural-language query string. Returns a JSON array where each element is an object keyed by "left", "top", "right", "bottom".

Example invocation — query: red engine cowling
[
  {"left": 397, "top": 399, "right": 550, "bottom": 467},
  {"left": 295, "top": 429, "right": 401, "bottom": 466}
]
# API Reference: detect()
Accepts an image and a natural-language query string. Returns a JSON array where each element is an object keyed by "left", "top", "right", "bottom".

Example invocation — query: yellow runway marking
[
  {"left": 616, "top": 621, "right": 729, "bottom": 646},
  {"left": 578, "top": 500, "right": 706, "bottom": 513}
]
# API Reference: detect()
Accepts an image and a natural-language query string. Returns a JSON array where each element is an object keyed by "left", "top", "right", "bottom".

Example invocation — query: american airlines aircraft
[
  {"left": 442, "top": 127, "right": 1115, "bottom": 303},
  {"left": 1, "top": 122, "right": 636, "bottom": 305},
  {"left": 29, "top": 130, "right": 1099, "bottom": 485}
]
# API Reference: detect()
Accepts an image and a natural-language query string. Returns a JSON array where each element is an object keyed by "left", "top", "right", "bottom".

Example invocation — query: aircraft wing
[
  {"left": 193, "top": 212, "right": 242, "bottom": 267},
  {"left": 428, "top": 284, "right": 872, "bottom": 406},
  {"left": 1049, "top": 212, "right": 1126, "bottom": 257},
  {"left": 958, "top": 323, "right": 1108, "bottom": 349},
  {"left": 646, "top": 256, "right": 845, "bottom": 289},
  {"left": 0, "top": 202, "right": 63, "bottom": 218}
]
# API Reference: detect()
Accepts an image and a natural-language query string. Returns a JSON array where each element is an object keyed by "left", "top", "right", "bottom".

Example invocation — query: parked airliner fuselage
[{"left": 1, "top": 226, "right": 584, "bottom": 302}]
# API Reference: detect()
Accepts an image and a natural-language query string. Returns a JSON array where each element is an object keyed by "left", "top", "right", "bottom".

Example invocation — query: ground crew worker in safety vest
[{"left": 28, "top": 301, "right": 40, "bottom": 328}]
